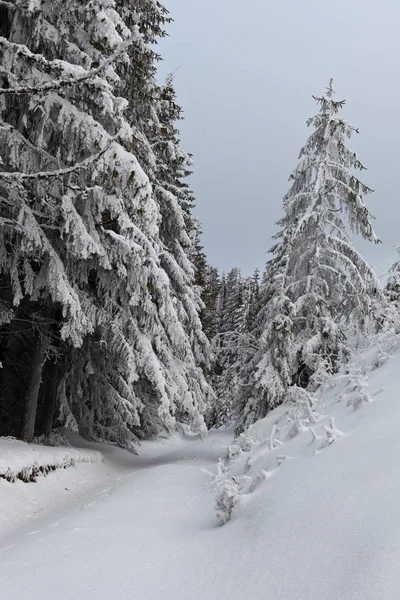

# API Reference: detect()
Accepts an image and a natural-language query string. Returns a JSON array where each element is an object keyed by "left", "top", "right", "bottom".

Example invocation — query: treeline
[{"left": 193, "top": 262, "right": 261, "bottom": 426}]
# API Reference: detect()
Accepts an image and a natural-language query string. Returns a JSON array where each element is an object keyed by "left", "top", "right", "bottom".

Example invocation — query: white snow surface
[
  {"left": 0, "top": 437, "right": 102, "bottom": 480},
  {"left": 2, "top": 335, "right": 400, "bottom": 599}
]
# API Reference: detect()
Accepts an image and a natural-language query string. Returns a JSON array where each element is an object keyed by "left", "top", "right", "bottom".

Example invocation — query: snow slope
[
  {"left": 2, "top": 335, "right": 400, "bottom": 599},
  {"left": 0, "top": 437, "right": 102, "bottom": 482},
  {"left": 0, "top": 438, "right": 111, "bottom": 537}
]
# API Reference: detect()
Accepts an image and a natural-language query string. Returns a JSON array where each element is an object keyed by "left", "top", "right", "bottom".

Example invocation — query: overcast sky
[{"left": 158, "top": 0, "right": 399, "bottom": 278}]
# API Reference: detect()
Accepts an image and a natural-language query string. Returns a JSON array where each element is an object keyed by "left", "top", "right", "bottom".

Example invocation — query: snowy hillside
[{"left": 2, "top": 334, "right": 400, "bottom": 599}]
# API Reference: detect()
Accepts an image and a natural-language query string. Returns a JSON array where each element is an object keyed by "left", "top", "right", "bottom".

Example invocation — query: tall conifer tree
[
  {"left": 0, "top": 0, "right": 210, "bottom": 446},
  {"left": 237, "top": 80, "right": 384, "bottom": 432}
]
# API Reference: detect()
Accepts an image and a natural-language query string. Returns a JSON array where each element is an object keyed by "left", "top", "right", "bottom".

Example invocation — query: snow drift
[{"left": 0, "top": 437, "right": 102, "bottom": 483}]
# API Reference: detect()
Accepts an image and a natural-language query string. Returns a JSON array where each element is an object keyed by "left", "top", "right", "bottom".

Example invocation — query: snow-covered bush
[
  {"left": 374, "top": 347, "right": 390, "bottom": 370},
  {"left": 33, "top": 430, "right": 71, "bottom": 447},
  {"left": 286, "top": 386, "right": 319, "bottom": 439},
  {"left": 340, "top": 363, "right": 372, "bottom": 410},
  {"left": 222, "top": 428, "right": 269, "bottom": 463},
  {"left": 204, "top": 459, "right": 242, "bottom": 524},
  {"left": 321, "top": 417, "right": 343, "bottom": 449}
]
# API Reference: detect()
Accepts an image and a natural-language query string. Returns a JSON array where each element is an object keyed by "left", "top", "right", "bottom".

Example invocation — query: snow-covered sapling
[
  {"left": 286, "top": 386, "right": 319, "bottom": 438},
  {"left": 321, "top": 417, "right": 343, "bottom": 448},
  {"left": 204, "top": 459, "right": 242, "bottom": 524},
  {"left": 343, "top": 366, "right": 372, "bottom": 410}
]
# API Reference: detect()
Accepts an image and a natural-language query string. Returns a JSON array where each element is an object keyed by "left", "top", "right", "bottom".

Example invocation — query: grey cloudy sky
[{"left": 158, "top": 0, "right": 400, "bottom": 278}]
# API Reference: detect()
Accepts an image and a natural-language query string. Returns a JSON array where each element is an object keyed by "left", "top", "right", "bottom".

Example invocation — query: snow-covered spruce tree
[
  {"left": 243, "top": 269, "right": 261, "bottom": 333},
  {"left": 209, "top": 268, "right": 248, "bottom": 426},
  {"left": 188, "top": 222, "right": 222, "bottom": 343},
  {"left": 206, "top": 268, "right": 261, "bottom": 428},
  {"left": 383, "top": 252, "right": 400, "bottom": 333},
  {"left": 384, "top": 249, "right": 400, "bottom": 327},
  {"left": 385, "top": 266, "right": 400, "bottom": 306},
  {"left": 0, "top": 0, "right": 209, "bottom": 446},
  {"left": 236, "top": 80, "right": 384, "bottom": 432},
  {"left": 199, "top": 265, "right": 221, "bottom": 341},
  {"left": 236, "top": 270, "right": 295, "bottom": 432},
  {"left": 147, "top": 75, "right": 213, "bottom": 375}
]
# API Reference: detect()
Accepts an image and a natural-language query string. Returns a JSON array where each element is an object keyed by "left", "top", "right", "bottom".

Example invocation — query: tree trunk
[
  {"left": 21, "top": 328, "right": 48, "bottom": 443},
  {"left": 43, "top": 358, "right": 59, "bottom": 437}
]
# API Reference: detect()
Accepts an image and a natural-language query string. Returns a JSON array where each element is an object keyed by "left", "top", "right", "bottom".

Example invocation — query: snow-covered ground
[
  {"left": 2, "top": 335, "right": 400, "bottom": 599},
  {"left": 0, "top": 437, "right": 103, "bottom": 483},
  {"left": 0, "top": 438, "right": 106, "bottom": 537}
]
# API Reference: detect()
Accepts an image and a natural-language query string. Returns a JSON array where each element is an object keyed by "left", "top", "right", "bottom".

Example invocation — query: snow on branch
[
  {"left": 311, "top": 95, "right": 346, "bottom": 112},
  {"left": 328, "top": 235, "right": 382, "bottom": 289},
  {"left": 0, "top": 138, "right": 113, "bottom": 180},
  {"left": 0, "top": 34, "right": 136, "bottom": 96},
  {"left": 0, "top": 123, "right": 58, "bottom": 165},
  {"left": 211, "top": 330, "right": 260, "bottom": 352},
  {"left": 321, "top": 417, "right": 343, "bottom": 447}
]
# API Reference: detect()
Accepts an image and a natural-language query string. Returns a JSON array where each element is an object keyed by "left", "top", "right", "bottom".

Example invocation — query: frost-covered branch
[
  {"left": 0, "top": 139, "right": 113, "bottom": 180},
  {"left": 212, "top": 330, "right": 260, "bottom": 352},
  {"left": 0, "top": 34, "right": 136, "bottom": 96}
]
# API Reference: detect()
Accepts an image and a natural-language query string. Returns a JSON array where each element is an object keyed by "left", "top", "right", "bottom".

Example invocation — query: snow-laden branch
[
  {"left": 0, "top": 138, "right": 113, "bottom": 180},
  {"left": 318, "top": 262, "right": 359, "bottom": 298},
  {"left": 0, "top": 123, "right": 61, "bottom": 165},
  {"left": 0, "top": 34, "right": 135, "bottom": 96},
  {"left": 325, "top": 161, "right": 372, "bottom": 190},
  {"left": 328, "top": 235, "right": 382, "bottom": 290},
  {"left": 284, "top": 274, "right": 329, "bottom": 297},
  {"left": 212, "top": 331, "right": 260, "bottom": 352},
  {"left": 312, "top": 95, "right": 346, "bottom": 109}
]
